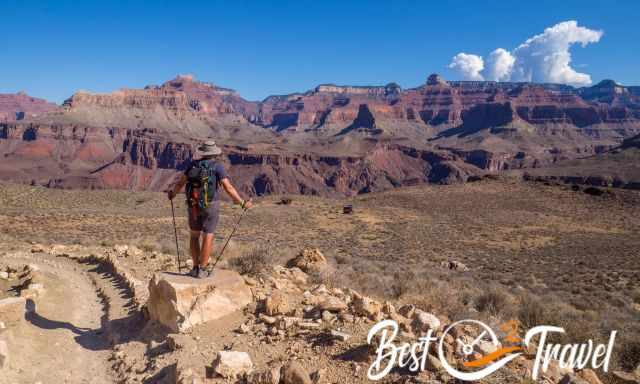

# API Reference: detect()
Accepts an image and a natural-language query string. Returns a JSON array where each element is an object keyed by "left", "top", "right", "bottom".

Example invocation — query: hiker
[{"left": 167, "top": 140, "right": 253, "bottom": 278}]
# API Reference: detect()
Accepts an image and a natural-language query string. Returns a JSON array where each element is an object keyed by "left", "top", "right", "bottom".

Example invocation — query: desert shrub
[
  {"left": 307, "top": 267, "right": 349, "bottom": 289},
  {"left": 475, "top": 288, "right": 511, "bottom": 316},
  {"left": 229, "top": 246, "right": 275, "bottom": 276},
  {"left": 517, "top": 295, "right": 547, "bottom": 330},
  {"left": 387, "top": 270, "right": 417, "bottom": 299},
  {"left": 615, "top": 339, "right": 640, "bottom": 371},
  {"left": 139, "top": 243, "right": 155, "bottom": 253},
  {"left": 334, "top": 254, "right": 350, "bottom": 265},
  {"left": 561, "top": 317, "right": 599, "bottom": 344},
  {"left": 514, "top": 294, "right": 605, "bottom": 345},
  {"left": 608, "top": 295, "right": 629, "bottom": 309},
  {"left": 341, "top": 258, "right": 390, "bottom": 297},
  {"left": 408, "top": 278, "right": 478, "bottom": 321}
]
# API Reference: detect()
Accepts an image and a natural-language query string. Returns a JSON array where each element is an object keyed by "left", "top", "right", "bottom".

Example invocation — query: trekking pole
[
  {"left": 170, "top": 199, "right": 183, "bottom": 273},
  {"left": 209, "top": 206, "right": 248, "bottom": 274}
]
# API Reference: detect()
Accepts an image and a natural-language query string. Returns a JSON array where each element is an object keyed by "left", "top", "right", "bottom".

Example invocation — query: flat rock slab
[
  {"left": 147, "top": 270, "right": 253, "bottom": 332},
  {"left": 0, "top": 297, "right": 26, "bottom": 325}
]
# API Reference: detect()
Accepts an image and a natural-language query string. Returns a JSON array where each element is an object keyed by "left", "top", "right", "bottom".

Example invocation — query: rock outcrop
[
  {"left": 146, "top": 270, "right": 252, "bottom": 332},
  {"left": 285, "top": 248, "right": 327, "bottom": 273}
]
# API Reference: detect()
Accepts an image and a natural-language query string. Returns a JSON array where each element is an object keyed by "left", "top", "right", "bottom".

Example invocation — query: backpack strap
[
  {"left": 203, "top": 160, "right": 219, "bottom": 189},
  {"left": 201, "top": 160, "right": 219, "bottom": 206}
]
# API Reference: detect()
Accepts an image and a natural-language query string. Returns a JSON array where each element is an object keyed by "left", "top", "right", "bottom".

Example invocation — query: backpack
[{"left": 185, "top": 160, "right": 219, "bottom": 209}]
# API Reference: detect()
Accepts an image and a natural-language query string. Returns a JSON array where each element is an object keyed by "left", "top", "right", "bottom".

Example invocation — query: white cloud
[
  {"left": 484, "top": 48, "right": 515, "bottom": 82},
  {"left": 448, "top": 53, "right": 485, "bottom": 81},
  {"left": 448, "top": 21, "right": 603, "bottom": 86}
]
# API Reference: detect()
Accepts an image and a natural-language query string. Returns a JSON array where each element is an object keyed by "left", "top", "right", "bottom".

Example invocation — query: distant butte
[{"left": 0, "top": 93, "right": 58, "bottom": 122}]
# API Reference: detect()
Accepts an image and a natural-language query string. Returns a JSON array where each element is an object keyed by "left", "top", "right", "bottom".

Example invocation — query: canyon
[{"left": 2, "top": 73, "right": 639, "bottom": 195}]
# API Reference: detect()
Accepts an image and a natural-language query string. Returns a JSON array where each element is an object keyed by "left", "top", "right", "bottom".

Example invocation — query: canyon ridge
[{"left": 2, "top": 73, "right": 639, "bottom": 196}]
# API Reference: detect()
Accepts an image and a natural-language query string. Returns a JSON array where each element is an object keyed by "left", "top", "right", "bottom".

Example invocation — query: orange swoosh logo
[{"left": 462, "top": 346, "right": 523, "bottom": 368}]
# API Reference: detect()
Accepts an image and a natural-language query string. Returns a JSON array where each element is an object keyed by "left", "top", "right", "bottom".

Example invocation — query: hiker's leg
[
  {"left": 199, "top": 206, "right": 219, "bottom": 268},
  {"left": 190, "top": 230, "right": 201, "bottom": 266},
  {"left": 200, "top": 233, "right": 214, "bottom": 267}
]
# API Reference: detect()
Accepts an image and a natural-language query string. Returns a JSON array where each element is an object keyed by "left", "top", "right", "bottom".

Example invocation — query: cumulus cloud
[
  {"left": 484, "top": 48, "right": 515, "bottom": 82},
  {"left": 448, "top": 21, "right": 603, "bottom": 86},
  {"left": 448, "top": 53, "right": 484, "bottom": 81}
]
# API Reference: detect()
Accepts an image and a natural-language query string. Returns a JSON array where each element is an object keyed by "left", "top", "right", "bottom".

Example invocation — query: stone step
[{"left": 147, "top": 269, "right": 252, "bottom": 332}]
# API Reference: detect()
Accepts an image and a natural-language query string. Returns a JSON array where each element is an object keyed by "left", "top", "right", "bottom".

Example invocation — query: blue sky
[{"left": 1, "top": 0, "right": 639, "bottom": 103}]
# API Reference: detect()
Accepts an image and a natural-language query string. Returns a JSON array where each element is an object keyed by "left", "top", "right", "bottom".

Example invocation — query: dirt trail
[{"left": 1, "top": 253, "right": 124, "bottom": 384}]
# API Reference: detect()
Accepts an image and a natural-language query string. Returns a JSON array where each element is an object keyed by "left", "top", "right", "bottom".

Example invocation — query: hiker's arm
[
  {"left": 220, "top": 178, "right": 252, "bottom": 209},
  {"left": 167, "top": 174, "right": 188, "bottom": 200}
]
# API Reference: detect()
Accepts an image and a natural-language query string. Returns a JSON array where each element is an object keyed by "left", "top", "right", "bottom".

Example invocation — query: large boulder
[
  {"left": 440, "top": 260, "right": 469, "bottom": 271},
  {"left": 317, "top": 296, "right": 348, "bottom": 313},
  {"left": 147, "top": 270, "right": 252, "bottom": 332},
  {"left": 411, "top": 309, "right": 441, "bottom": 332},
  {"left": 351, "top": 294, "right": 382, "bottom": 320},
  {"left": 212, "top": 351, "right": 253, "bottom": 378},
  {"left": 286, "top": 248, "right": 327, "bottom": 273}
]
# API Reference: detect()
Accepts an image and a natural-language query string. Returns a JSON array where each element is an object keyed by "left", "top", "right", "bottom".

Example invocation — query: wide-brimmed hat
[{"left": 197, "top": 139, "right": 222, "bottom": 156}]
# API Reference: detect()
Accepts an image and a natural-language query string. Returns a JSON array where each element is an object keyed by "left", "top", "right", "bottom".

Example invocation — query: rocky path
[{"left": 1, "top": 252, "right": 135, "bottom": 384}]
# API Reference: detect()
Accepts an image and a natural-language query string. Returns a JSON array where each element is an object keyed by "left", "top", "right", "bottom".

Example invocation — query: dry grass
[
  {"left": 228, "top": 245, "right": 276, "bottom": 277},
  {"left": 475, "top": 288, "right": 513, "bottom": 317}
]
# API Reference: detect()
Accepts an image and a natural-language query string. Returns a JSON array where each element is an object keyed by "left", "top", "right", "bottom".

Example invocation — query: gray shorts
[{"left": 187, "top": 201, "right": 220, "bottom": 234}]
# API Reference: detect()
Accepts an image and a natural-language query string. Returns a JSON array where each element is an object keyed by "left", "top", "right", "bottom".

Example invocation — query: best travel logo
[{"left": 366, "top": 318, "right": 617, "bottom": 381}]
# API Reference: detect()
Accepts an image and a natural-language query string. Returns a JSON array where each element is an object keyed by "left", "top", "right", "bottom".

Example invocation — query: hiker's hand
[
  {"left": 242, "top": 199, "right": 253, "bottom": 210},
  {"left": 167, "top": 190, "right": 176, "bottom": 200}
]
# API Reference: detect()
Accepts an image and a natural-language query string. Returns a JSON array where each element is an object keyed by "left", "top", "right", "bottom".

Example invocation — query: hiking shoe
[
  {"left": 186, "top": 266, "right": 199, "bottom": 277},
  {"left": 196, "top": 268, "right": 210, "bottom": 279}
]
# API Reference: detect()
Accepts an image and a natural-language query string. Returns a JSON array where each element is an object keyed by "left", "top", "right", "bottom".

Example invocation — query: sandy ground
[{"left": 1, "top": 254, "right": 113, "bottom": 384}]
